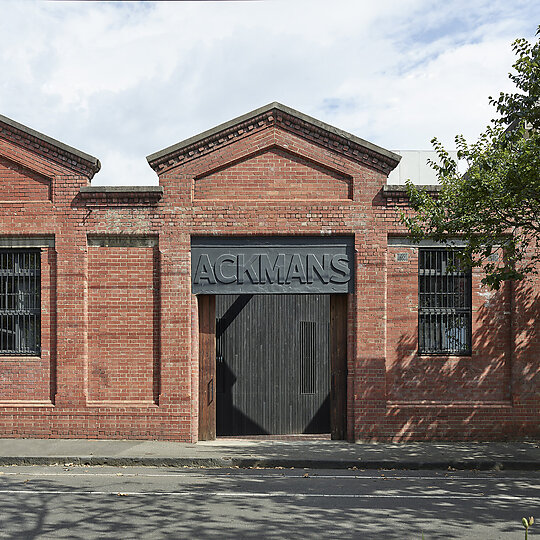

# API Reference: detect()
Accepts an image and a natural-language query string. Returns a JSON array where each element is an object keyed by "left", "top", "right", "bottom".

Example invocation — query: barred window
[
  {"left": 0, "top": 250, "right": 41, "bottom": 355},
  {"left": 419, "top": 249, "right": 471, "bottom": 355}
]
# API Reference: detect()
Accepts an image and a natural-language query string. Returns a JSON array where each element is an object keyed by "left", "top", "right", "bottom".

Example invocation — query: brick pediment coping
[
  {"left": 0, "top": 114, "right": 101, "bottom": 179},
  {"left": 79, "top": 185, "right": 163, "bottom": 206},
  {"left": 147, "top": 102, "right": 402, "bottom": 176},
  {"left": 383, "top": 185, "right": 441, "bottom": 196},
  {"left": 383, "top": 185, "right": 441, "bottom": 205}
]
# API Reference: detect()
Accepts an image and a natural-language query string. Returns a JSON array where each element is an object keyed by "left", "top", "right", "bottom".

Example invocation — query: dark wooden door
[
  {"left": 198, "top": 295, "right": 216, "bottom": 441},
  {"left": 216, "top": 294, "right": 331, "bottom": 436},
  {"left": 330, "top": 294, "right": 347, "bottom": 440}
]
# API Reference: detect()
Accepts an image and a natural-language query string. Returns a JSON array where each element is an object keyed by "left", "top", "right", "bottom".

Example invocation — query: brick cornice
[
  {"left": 383, "top": 185, "right": 441, "bottom": 196},
  {"left": 0, "top": 114, "right": 100, "bottom": 179},
  {"left": 78, "top": 185, "right": 163, "bottom": 206},
  {"left": 147, "top": 103, "right": 401, "bottom": 176}
]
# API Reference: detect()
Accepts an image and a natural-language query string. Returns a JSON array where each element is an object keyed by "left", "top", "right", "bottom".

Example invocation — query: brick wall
[
  {"left": 194, "top": 146, "right": 351, "bottom": 200},
  {"left": 0, "top": 113, "right": 537, "bottom": 442},
  {"left": 87, "top": 244, "right": 159, "bottom": 404},
  {"left": 0, "top": 246, "right": 54, "bottom": 403},
  {"left": 0, "top": 157, "right": 50, "bottom": 201},
  {"left": 386, "top": 246, "right": 512, "bottom": 403}
]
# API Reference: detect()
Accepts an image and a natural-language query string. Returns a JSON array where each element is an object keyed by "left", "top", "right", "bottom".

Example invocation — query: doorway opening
[{"left": 198, "top": 294, "right": 347, "bottom": 440}]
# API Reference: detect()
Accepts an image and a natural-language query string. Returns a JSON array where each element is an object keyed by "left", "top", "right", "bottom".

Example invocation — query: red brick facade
[{"left": 0, "top": 105, "right": 537, "bottom": 442}]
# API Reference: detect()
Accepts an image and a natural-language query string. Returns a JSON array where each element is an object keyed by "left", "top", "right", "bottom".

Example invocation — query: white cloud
[{"left": 0, "top": 0, "right": 538, "bottom": 185}]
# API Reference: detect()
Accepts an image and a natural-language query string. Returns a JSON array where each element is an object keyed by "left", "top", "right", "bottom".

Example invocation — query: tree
[{"left": 401, "top": 28, "right": 540, "bottom": 289}]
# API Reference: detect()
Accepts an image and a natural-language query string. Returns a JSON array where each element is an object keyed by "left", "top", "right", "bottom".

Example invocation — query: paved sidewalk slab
[{"left": 0, "top": 438, "right": 537, "bottom": 470}]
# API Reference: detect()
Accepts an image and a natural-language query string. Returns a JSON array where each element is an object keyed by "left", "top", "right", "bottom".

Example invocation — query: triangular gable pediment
[
  {"left": 194, "top": 144, "right": 352, "bottom": 200},
  {"left": 0, "top": 154, "right": 52, "bottom": 201},
  {"left": 0, "top": 114, "right": 100, "bottom": 179},
  {"left": 146, "top": 102, "right": 401, "bottom": 176}
]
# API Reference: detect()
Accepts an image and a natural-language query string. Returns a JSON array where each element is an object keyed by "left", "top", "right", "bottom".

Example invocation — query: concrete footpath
[{"left": 0, "top": 438, "right": 538, "bottom": 470}]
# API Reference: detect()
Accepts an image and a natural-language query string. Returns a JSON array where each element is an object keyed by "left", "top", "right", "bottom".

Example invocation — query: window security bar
[
  {"left": 418, "top": 249, "right": 472, "bottom": 355},
  {"left": 0, "top": 250, "right": 41, "bottom": 355}
]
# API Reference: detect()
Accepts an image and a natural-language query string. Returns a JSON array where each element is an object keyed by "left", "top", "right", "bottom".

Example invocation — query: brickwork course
[{"left": 0, "top": 103, "right": 537, "bottom": 442}]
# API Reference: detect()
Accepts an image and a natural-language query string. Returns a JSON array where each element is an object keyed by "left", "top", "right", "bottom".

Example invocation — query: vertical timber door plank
[
  {"left": 330, "top": 294, "right": 347, "bottom": 440},
  {"left": 198, "top": 295, "right": 216, "bottom": 440}
]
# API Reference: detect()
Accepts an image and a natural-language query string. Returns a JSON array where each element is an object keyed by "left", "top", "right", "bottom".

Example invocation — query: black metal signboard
[{"left": 191, "top": 236, "right": 354, "bottom": 294}]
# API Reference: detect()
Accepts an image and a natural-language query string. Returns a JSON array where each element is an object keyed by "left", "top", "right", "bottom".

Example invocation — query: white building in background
[{"left": 387, "top": 150, "right": 459, "bottom": 185}]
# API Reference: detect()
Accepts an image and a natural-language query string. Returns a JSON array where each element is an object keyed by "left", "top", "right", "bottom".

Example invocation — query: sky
[{"left": 0, "top": 0, "right": 538, "bottom": 185}]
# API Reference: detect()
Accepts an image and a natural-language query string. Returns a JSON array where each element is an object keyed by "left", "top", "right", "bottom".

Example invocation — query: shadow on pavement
[{"left": 0, "top": 469, "right": 537, "bottom": 539}]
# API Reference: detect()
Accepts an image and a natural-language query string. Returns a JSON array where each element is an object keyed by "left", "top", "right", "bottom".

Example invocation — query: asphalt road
[{"left": 0, "top": 466, "right": 537, "bottom": 539}]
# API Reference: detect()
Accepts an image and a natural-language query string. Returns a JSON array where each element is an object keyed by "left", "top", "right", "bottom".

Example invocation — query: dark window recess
[
  {"left": 300, "top": 321, "right": 317, "bottom": 394},
  {"left": 0, "top": 250, "right": 41, "bottom": 355},
  {"left": 418, "top": 249, "right": 471, "bottom": 355}
]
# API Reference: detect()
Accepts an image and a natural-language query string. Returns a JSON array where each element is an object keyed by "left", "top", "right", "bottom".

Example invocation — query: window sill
[
  {"left": 0, "top": 400, "right": 53, "bottom": 407},
  {"left": 0, "top": 355, "right": 43, "bottom": 362},
  {"left": 85, "top": 400, "right": 159, "bottom": 408}
]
